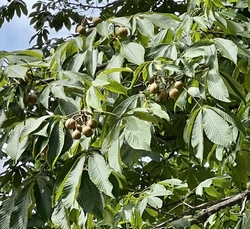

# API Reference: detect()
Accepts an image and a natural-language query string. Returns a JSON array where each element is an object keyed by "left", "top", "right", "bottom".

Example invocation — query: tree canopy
[{"left": 1, "top": 0, "right": 250, "bottom": 228}]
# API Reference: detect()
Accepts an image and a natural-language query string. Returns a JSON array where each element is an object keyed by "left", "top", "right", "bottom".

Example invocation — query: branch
[
  {"left": 156, "top": 191, "right": 250, "bottom": 228},
  {"left": 64, "top": 0, "right": 124, "bottom": 10},
  {"left": 190, "top": 191, "right": 250, "bottom": 224}
]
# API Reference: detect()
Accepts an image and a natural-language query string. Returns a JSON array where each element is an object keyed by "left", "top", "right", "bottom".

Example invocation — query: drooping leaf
[
  {"left": 77, "top": 171, "right": 104, "bottom": 218},
  {"left": 202, "top": 108, "right": 232, "bottom": 148},
  {"left": 207, "top": 71, "right": 230, "bottom": 102},
  {"left": 34, "top": 178, "right": 52, "bottom": 221},
  {"left": 9, "top": 185, "right": 33, "bottom": 229},
  {"left": 191, "top": 111, "right": 204, "bottom": 162},
  {"left": 51, "top": 200, "right": 70, "bottom": 229},
  {"left": 47, "top": 120, "right": 65, "bottom": 168},
  {"left": 62, "top": 155, "right": 86, "bottom": 207},
  {"left": 88, "top": 152, "right": 114, "bottom": 198}
]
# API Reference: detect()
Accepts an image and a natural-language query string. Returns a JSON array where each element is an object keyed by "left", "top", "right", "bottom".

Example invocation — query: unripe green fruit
[
  {"left": 157, "top": 90, "right": 168, "bottom": 101},
  {"left": 149, "top": 82, "right": 159, "bottom": 94},
  {"left": 82, "top": 126, "right": 93, "bottom": 137},
  {"left": 65, "top": 118, "right": 76, "bottom": 130},
  {"left": 169, "top": 87, "right": 180, "bottom": 100},
  {"left": 87, "top": 119, "right": 98, "bottom": 129},
  {"left": 117, "top": 27, "right": 128, "bottom": 38},
  {"left": 72, "top": 129, "right": 81, "bottom": 139}
]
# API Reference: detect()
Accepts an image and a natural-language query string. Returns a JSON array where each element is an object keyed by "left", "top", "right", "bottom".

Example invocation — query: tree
[{"left": 1, "top": 0, "right": 250, "bottom": 228}]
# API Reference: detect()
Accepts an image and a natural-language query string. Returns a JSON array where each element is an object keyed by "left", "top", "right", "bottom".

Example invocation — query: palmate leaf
[
  {"left": 191, "top": 111, "right": 204, "bottom": 162},
  {"left": 123, "top": 116, "right": 151, "bottom": 151},
  {"left": 4, "top": 65, "right": 27, "bottom": 80},
  {"left": 214, "top": 38, "right": 237, "bottom": 64},
  {"left": 47, "top": 120, "right": 65, "bottom": 168},
  {"left": 84, "top": 49, "right": 98, "bottom": 77},
  {"left": 9, "top": 185, "right": 34, "bottom": 229},
  {"left": 88, "top": 152, "right": 114, "bottom": 198},
  {"left": 207, "top": 71, "right": 230, "bottom": 102},
  {"left": 34, "top": 178, "right": 52, "bottom": 221},
  {"left": 121, "top": 42, "right": 145, "bottom": 65},
  {"left": 62, "top": 155, "right": 86, "bottom": 208},
  {"left": 0, "top": 192, "right": 16, "bottom": 229},
  {"left": 77, "top": 171, "right": 104, "bottom": 218},
  {"left": 51, "top": 200, "right": 70, "bottom": 229},
  {"left": 202, "top": 108, "right": 232, "bottom": 148},
  {"left": 5, "top": 122, "right": 29, "bottom": 162},
  {"left": 106, "top": 123, "right": 122, "bottom": 174},
  {"left": 86, "top": 86, "right": 103, "bottom": 110}
]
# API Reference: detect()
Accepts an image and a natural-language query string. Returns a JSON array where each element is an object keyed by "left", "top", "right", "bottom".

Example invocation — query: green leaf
[
  {"left": 191, "top": 111, "right": 204, "bottom": 162},
  {"left": 214, "top": 38, "right": 237, "bottom": 64},
  {"left": 123, "top": 116, "right": 151, "bottom": 151},
  {"left": 10, "top": 186, "right": 33, "bottom": 229},
  {"left": 202, "top": 108, "right": 232, "bottom": 148},
  {"left": 88, "top": 152, "right": 114, "bottom": 198},
  {"left": 0, "top": 192, "right": 16, "bottom": 229},
  {"left": 86, "top": 86, "right": 103, "bottom": 110},
  {"left": 142, "top": 13, "right": 178, "bottom": 29},
  {"left": 39, "top": 85, "right": 51, "bottom": 109},
  {"left": 146, "top": 196, "right": 162, "bottom": 209},
  {"left": 106, "top": 123, "right": 122, "bottom": 174},
  {"left": 20, "top": 116, "right": 50, "bottom": 141},
  {"left": 108, "top": 17, "right": 131, "bottom": 29},
  {"left": 4, "top": 65, "right": 27, "bottom": 80},
  {"left": 62, "top": 155, "right": 86, "bottom": 207},
  {"left": 136, "top": 17, "right": 154, "bottom": 39},
  {"left": 59, "top": 98, "right": 79, "bottom": 116},
  {"left": 5, "top": 122, "right": 29, "bottom": 162},
  {"left": 47, "top": 121, "right": 65, "bottom": 168},
  {"left": 207, "top": 71, "right": 230, "bottom": 102},
  {"left": 34, "top": 178, "right": 52, "bottom": 221},
  {"left": 96, "top": 21, "right": 110, "bottom": 37},
  {"left": 121, "top": 43, "right": 145, "bottom": 65},
  {"left": 84, "top": 49, "right": 98, "bottom": 77},
  {"left": 77, "top": 171, "right": 104, "bottom": 218},
  {"left": 51, "top": 200, "right": 70, "bottom": 229},
  {"left": 196, "top": 178, "right": 212, "bottom": 196}
]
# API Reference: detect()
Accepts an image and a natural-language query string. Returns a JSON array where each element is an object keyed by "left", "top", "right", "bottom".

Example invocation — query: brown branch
[
  {"left": 190, "top": 191, "right": 250, "bottom": 224},
  {"left": 156, "top": 191, "right": 250, "bottom": 228},
  {"left": 64, "top": 0, "right": 124, "bottom": 10}
]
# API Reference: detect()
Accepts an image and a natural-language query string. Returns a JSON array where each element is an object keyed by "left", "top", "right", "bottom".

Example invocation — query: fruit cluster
[
  {"left": 65, "top": 113, "right": 98, "bottom": 140},
  {"left": 148, "top": 78, "right": 183, "bottom": 101}
]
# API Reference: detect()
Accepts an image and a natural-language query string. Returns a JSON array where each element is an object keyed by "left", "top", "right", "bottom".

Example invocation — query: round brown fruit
[
  {"left": 23, "top": 95, "right": 29, "bottom": 107},
  {"left": 29, "top": 93, "right": 37, "bottom": 104},
  {"left": 149, "top": 82, "right": 159, "bottom": 94},
  {"left": 174, "top": 81, "right": 183, "bottom": 90},
  {"left": 116, "top": 27, "right": 128, "bottom": 38},
  {"left": 40, "top": 146, "right": 48, "bottom": 160},
  {"left": 92, "top": 17, "right": 101, "bottom": 25},
  {"left": 246, "top": 182, "right": 250, "bottom": 191},
  {"left": 148, "top": 75, "right": 157, "bottom": 84},
  {"left": 82, "top": 126, "right": 93, "bottom": 137},
  {"left": 65, "top": 118, "right": 76, "bottom": 130},
  {"left": 76, "top": 124, "right": 82, "bottom": 132},
  {"left": 87, "top": 119, "right": 98, "bottom": 129},
  {"left": 169, "top": 87, "right": 180, "bottom": 100},
  {"left": 72, "top": 129, "right": 81, "bottom": 139},
  {"left": 76, "top": 25, "right": 86, "bottom": 35},
  {"left": 157, "top": 90, "right": 168, "bottom": 101}
]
